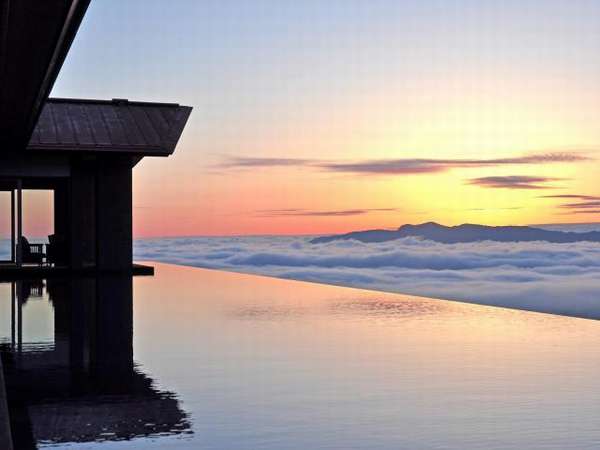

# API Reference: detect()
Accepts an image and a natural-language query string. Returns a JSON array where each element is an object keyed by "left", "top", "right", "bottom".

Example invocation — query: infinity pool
[{"left": 2, "top": 262, "right": 600, "bottom": 449}]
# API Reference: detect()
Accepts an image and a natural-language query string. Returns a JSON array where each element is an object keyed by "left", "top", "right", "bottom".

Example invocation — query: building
[{"left": 0, "top": 0, "right": 192, "bottom": 275}]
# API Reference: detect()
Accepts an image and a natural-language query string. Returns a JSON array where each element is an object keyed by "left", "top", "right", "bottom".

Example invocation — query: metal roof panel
[{"left": 27, "top": 98, "right": 192, "bottom": 156}]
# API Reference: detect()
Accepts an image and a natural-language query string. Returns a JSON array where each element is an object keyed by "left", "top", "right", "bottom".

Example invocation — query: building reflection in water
[{"left": 0, "top": 276, "right": 191, "bottom": 449}]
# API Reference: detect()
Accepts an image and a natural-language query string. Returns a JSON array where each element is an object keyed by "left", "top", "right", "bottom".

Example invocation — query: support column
[
  {"left": 53, "top": 180, "right": 69, "bottom": 266},
  {"left": 53, "top": 180, "right": 69, "bottom": 238},
  {"left": 67, "top": 156, "right": 133, "bottom": 272},
  {"left": 10, "top": 282, "right": 15, "bottom": 349},
  {"left": 10, "top": 188, "right": 15, "bottom": 263},
  {"left": 16, "top": 281, "right": 22, "bottom": 354},
  {"left": 69, "top": 161, "right": 96, "bottom": 269},
  {"left": 95, "top": 157, "right": 132, "bottom": 271},
  {"left": 16, "top": 180, "right": 22, "bottom": 267}
]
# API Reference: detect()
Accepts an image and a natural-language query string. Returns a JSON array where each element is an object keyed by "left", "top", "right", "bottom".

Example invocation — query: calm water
[{"left": 2, "top": 262, "right": 600, "bottom": 449}]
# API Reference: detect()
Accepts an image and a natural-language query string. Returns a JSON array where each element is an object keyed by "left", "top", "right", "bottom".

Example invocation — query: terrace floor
[{"left": 0, "top": 263, "right": 154, "bottom": 281}]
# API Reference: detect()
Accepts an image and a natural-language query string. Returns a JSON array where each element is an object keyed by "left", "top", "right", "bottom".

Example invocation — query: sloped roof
[{"left": 27, "top": 98, "right": 192, "bottom": 156}]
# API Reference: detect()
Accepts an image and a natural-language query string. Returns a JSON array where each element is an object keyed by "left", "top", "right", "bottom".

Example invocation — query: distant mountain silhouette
[{"left": 311, "top": 222, "right": 600, "bottom": 244}]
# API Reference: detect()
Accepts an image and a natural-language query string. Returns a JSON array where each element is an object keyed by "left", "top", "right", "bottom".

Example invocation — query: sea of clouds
[
  {"left": 4, "top": 230, "right": 600, "bottom": 319},
  {"left": 134, "top": 230, "right": 600, "bottom": 319}
]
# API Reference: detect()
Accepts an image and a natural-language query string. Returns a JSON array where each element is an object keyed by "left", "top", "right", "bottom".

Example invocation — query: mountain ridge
[{"left": 310, "top": 222, "right": 600, "bottom": 244}]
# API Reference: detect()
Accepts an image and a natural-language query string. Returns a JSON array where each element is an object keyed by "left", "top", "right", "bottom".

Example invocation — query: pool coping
[{"left": 0, "top": 263, "right": 154, "bottom": 281}]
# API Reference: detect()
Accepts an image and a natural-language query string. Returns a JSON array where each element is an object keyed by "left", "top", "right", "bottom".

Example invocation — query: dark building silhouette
[
  {"left": 0, "top": 0, "right": 191, "bottom": 274},
  {"left": 1, "top": 2, "right": 194, "bottom": 447}
]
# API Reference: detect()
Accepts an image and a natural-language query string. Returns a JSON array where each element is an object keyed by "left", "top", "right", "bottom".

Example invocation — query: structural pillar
[
  {"left": 16, "top": 180, "right": 22, "bottom": 267},
  {"left": 95, "top": 157, "right": 132, "bottom": 272},
  {"left": 69, "top": 160, "right": 96, "bottom": 269},
  {"left": 10, "top": 188, "right": 15, "bottom": 263}
]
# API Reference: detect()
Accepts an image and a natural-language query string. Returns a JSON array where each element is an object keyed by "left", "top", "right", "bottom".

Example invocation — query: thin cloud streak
[
  {"left": 560, "top": 201, "right": 600, "bottom": 209},
  {"left": 467, "top": 176, "right": 563, "bottom": 190},
  {"left": 540, "top": 194, "right": 600, "bottom": 200},
  {"left": 565, "top": 210, "right": 600, "bottom": 215},
  {"left": 218, "top": 152, "right": 591, "bottom": 175},
  {"left": 219, "top": 156, "right": 314, "bottom": 168},
  {"left": 539, "top": 194, "right": 600, "bottom": 215},
  {"left": 320, "top": 153, "right": 589, "bottom": 175},
  {"left": 466, "top": 207, "right": 523, "bottom": 211},
  {"left": 256, "top": 208, "right": 400, "bottom": 218}
]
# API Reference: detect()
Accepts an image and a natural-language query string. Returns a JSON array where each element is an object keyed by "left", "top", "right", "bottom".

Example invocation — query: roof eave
[
  {"left": 163, "top": 106, "right": 193, "bottom": 154},
  {"left": 25, "top": 0, "right": 92, "bottom": 146},
  {"left": 26, "top": 144, "right": 173, "bottom": 157},
  {"left": 27, "top": 100, "right": 192, "bottom": 158}
]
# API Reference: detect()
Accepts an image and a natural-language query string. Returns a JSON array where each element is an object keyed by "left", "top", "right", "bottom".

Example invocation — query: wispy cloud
[
  {"left": 320, "top": 153, "right": 589, "bottom": 175},
  {"left": 467, "top": 176, "right": 563, "bottom": 190},
  {"left": 218, "top": 152, "right": 591, "bottom": 176},
  {"left": 564, "top": 210, "right": 600, "bottom": 215},
  {"left": 218, "top": 156, "right": 314, "bottom": 168},
  {"left": 540, "top": 194, "right": 600, "bottom": 216},
  {"left": 540, "top": 194, "right": 600, "bottom": 200},
  {"left": 559, "top": 201, "right": 600, "bottom": 209},
  {"left": 466, "top": 207, "right": 523, "bottom": 211},
  {"left": 255, "top": 208, "right": 399, "bottom": 217}
]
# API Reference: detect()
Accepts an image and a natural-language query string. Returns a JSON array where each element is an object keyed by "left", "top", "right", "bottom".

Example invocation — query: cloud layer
[
  {"left": 218, "top": 152, "right": 591, "bottom": 176},
  {"left": 255, "top": 208, "right": 400, "bottom": 217},
  {"left": 539, "top": 194, "right": 600, "bottom": 216},
  {"left": 319, "top": 153, "right": 587, "bottom": 175},
  {"left": 135, "top": 226, "right": 600, "bottom": 320},
  {"left": 468, "top": 175, "right": 563, "bottom": 190}
]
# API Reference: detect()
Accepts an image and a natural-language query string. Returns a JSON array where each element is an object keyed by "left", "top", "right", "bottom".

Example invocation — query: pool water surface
[{"left": 1, "top": 262, "right": 600, "bottom": 449}]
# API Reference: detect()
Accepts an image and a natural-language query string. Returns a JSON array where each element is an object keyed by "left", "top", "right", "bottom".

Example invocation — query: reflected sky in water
[{"left": 2, "top": 263, "right": 600, "bottom": 449}]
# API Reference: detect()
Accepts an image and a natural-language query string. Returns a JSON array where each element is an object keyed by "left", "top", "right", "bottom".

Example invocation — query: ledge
[{"left": 0, "top": 263, "right": 154, "bottom": 281}]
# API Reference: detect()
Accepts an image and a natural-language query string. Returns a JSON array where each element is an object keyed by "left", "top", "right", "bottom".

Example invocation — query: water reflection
[
  {"left": 329, "top": 297, "right": 445, "bottom": 319},
  {"left": 0, "top": 276, "right": 191, "bottom": 449},
  {"left": 2, "top": 264, "right": 600, "bottom": 449}
]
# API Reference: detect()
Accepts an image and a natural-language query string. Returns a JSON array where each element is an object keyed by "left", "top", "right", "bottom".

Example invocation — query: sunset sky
[{"left": 12, "top": 0, "right": 600, "bottom": 237}]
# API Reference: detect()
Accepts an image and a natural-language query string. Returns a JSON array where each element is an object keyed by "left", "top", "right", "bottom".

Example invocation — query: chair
[
  {"left": 47, "top": 234, "right": 67, "bottom": 266},
  {"left": 17, "top": 236, "right": 45, "bottom": 266}
]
